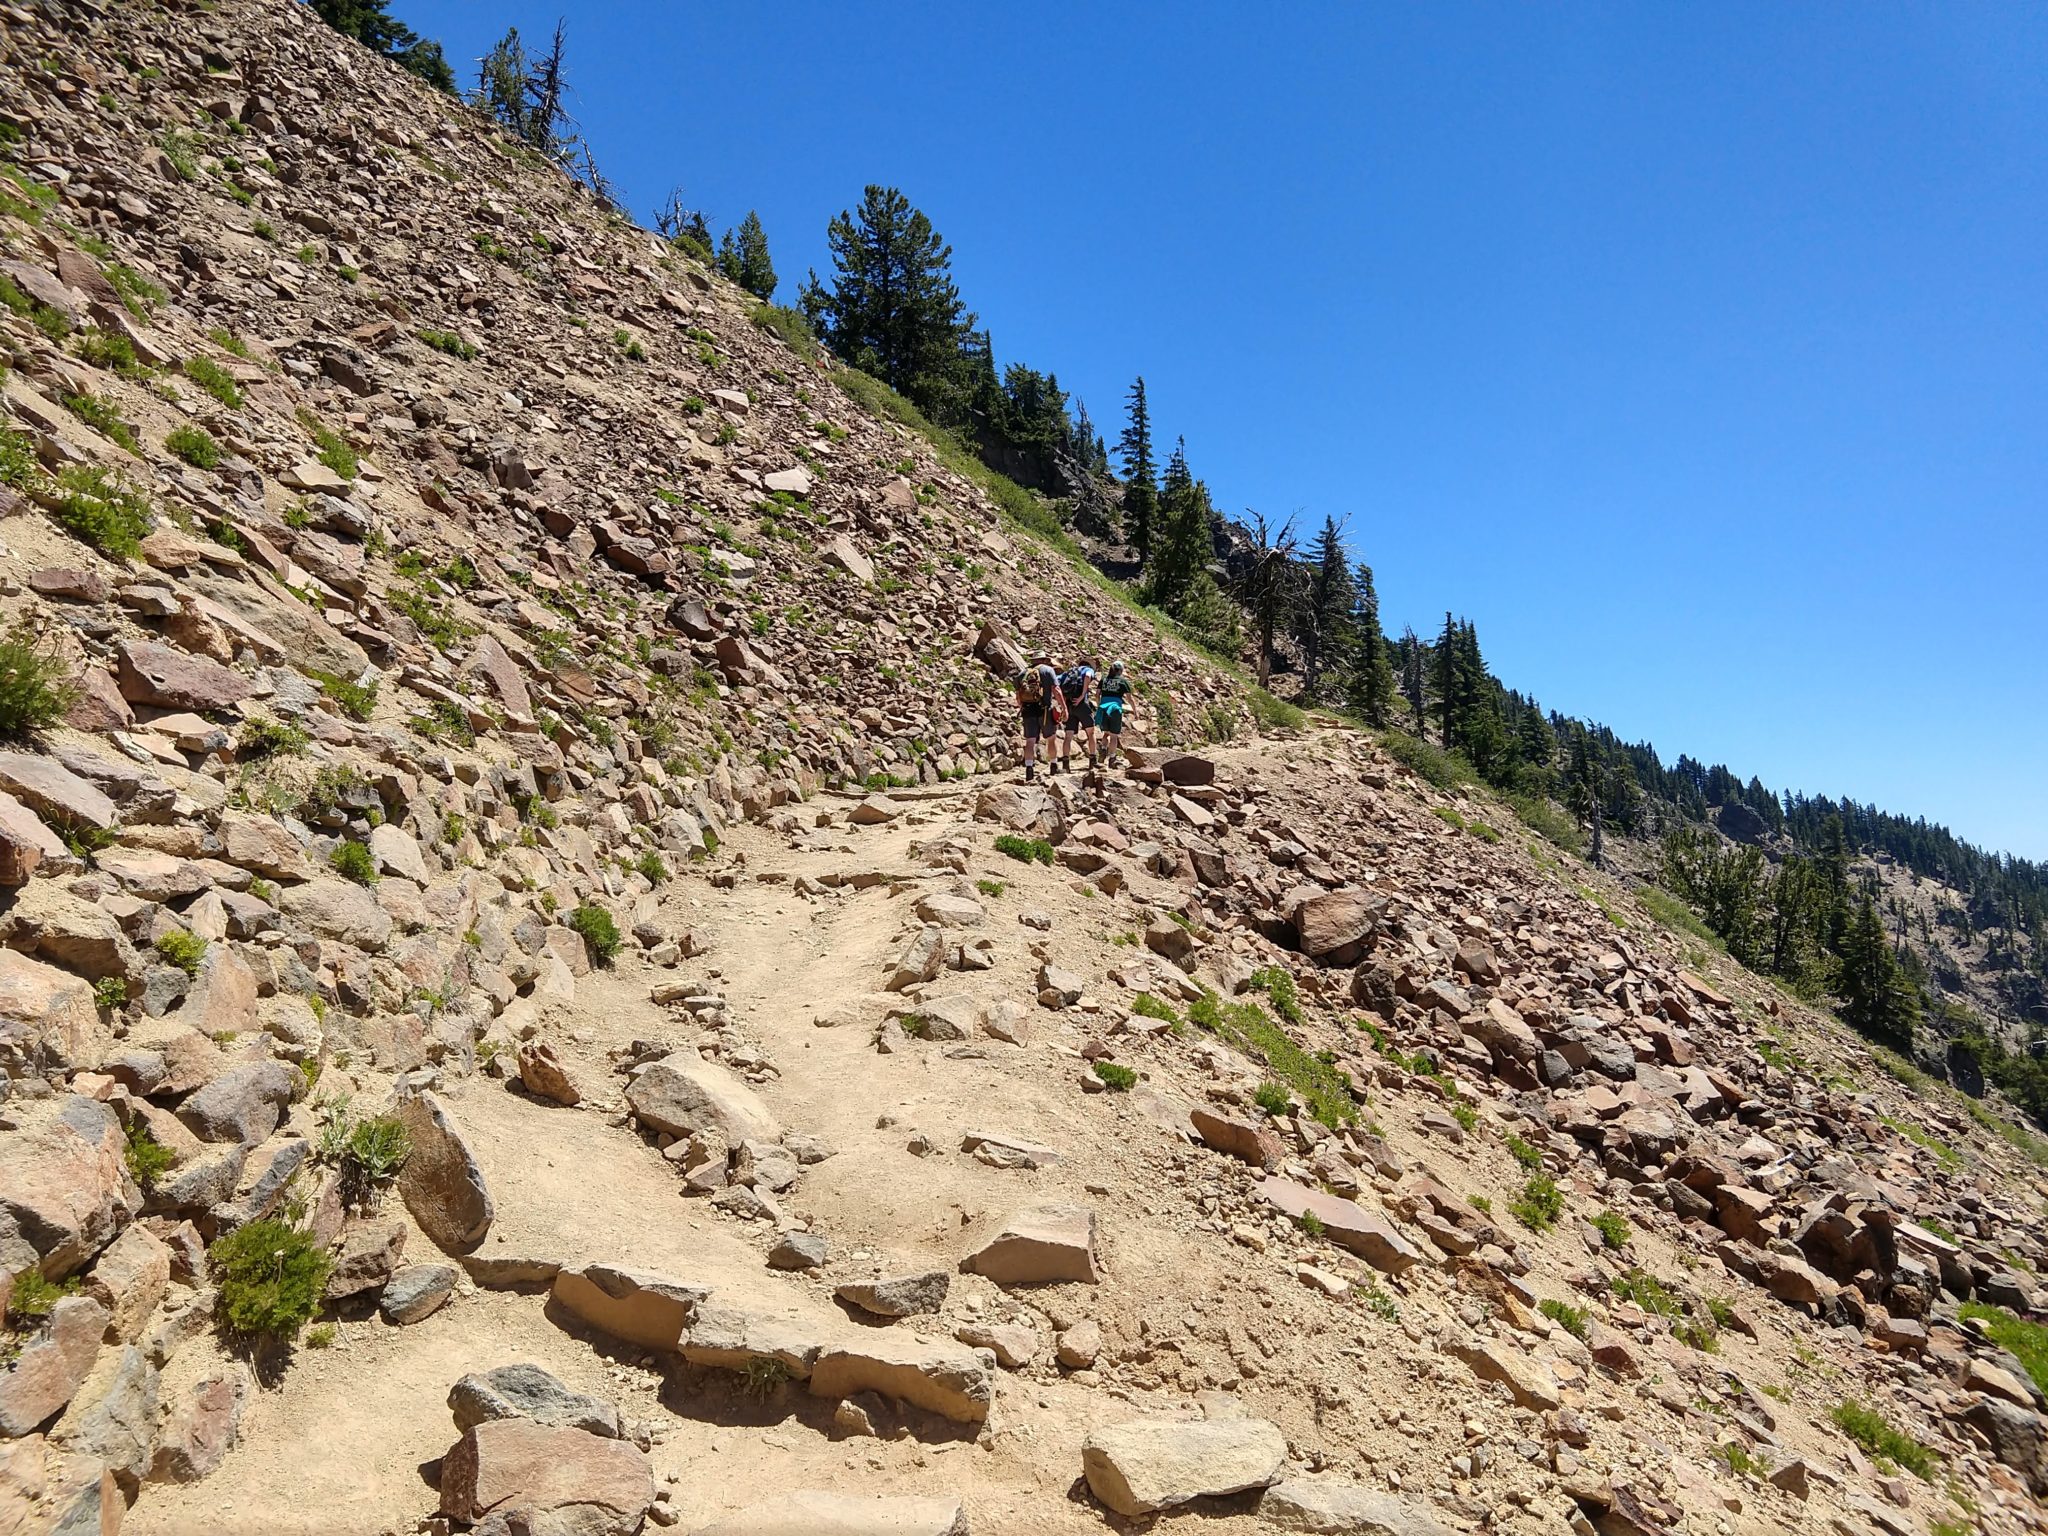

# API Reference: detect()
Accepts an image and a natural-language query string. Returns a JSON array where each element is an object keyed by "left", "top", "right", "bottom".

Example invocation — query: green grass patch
[
  {"left": 1091, "top": 1060, "right": 1137, "bottom": 1092},
  {"left": 295, "top": 409, "right": 358, "bottom": 480},
  {"left": 1247, "top": 965, "right": 1303, "bottom": 1025},
  {"left": 1189, "top": 989, "right": 1356, "bottom": 1127},
  {"left": 1503, "top": 1132, "right": 1544, "bottom": 1171},
  {"left": 417, "top": 328, "right": 477, "bottom": 360},
  {"left": 1503, "top": 791, "right": 1583, "bottom": 853},
  {"left": 750, "top": 304, "right": 817, "bottom": 361},
  {"left": 62, "top": 392, "right": 139, "bottom": 452},
  {"left": 327, "top": 840, "right": 377, "bottom": 885},
  {"left": 1539, "top": 1298, "right": 1587, "bottom": 1338},
  {"left": 1247, "top": 687, "right": 1305, "bottom": 732},
  {"left": 51, "top": 465, "right": 152, "bottom": 558},
  {"left": 1959, "top": 1303, "right": 2048, "bottom": 1396},
  {"left": 1635, "top": 884, "right": 1724, "bottom": 949},
  {"left": 1510, "top": 1173, "right": 1564, "bottom": 1230},
  {"left": 1378, "top": 729, "right": 1476, "bottom": 791},
  {"left": 1591, "top": 1209, "right": 1631, "bottom": 1250},
  {"left": 1881, "top": 1114, "right": 1962, "bottom": 1171},
  {"left": 1131, "top": 993, "right": 1181, "bottom": 1028},
  {"left": 1830, "top": 1399, "right": 1939, "bottom": 1480},
  {"left": 165, "top": 423, "right": 221, "bottom": 468},
  {"left": 569, "top": 904, "right": 621, "bottom": 965}
]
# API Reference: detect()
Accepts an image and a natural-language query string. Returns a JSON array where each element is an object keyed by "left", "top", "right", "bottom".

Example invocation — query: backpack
[
  {"left": 1014, "top": 667, "right": 1044, "bottom": 707},
  {"left": 1059, "top": 666, "right": 1092, "bottom": 705}
]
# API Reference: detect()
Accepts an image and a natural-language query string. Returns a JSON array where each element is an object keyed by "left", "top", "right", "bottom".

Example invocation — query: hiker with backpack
[
  {"left": 1055, "top": 654, "right": 1098, "bottom": 772},
  {"left": 1014, "top": 650, "right": 1062, "bottom": 782},
  {"left": 1095, "top": 661, "right": 1133, "bottom": 761}
]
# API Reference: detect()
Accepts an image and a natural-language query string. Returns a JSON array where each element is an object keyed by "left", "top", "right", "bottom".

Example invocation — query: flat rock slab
[
  {"left": 1190, "top": 1107, "right": 1284, "bottom": 1168},
  {"left": 836, "top": 1270, "right": 949, "bottom": 1318},
  {"left": 380, "top": 1263, "right": 458, "bottom": 1324},
  {"left": 550, "top": 1264, "right": 707, "bottom": 1352},
  {"left": 961, "top": 1204, "right": 1099, "bottom": 1285},
  {"left": 439, "top": 1418, "right": 653, "bottom": 1535},
  {"left": 1082, "top": 1417, "right": 1288, "bottom": 1516},
  {"left": 959, "top": 1130, "right": 1060, "bottom": 1170},
  {"left": 1444, "top": 1338, "right": 1561, "bottom": 1411},
  {"left": 808, "top": 1334, "right": 993, "bottom": 1424},
  {"left": 1261, "top": 1478, "right": 1453, "bottom": 1535},
  {"left": 689, "top": 1489, "right": 968, "bottom": 1535},
  {"left": 1257, "top": 1179, "right": 1424, "bottom": 1276}
]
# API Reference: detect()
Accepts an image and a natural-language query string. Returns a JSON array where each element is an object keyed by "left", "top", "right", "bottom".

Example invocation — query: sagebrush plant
[
  {"left": 569, "top": 903, "right": 621, "bottom": 964},
  {"left": 209, "top": 1218, "right": 330, "bottom": 1342},
  {"left": 328, "top": 840, "right": 378, "bottom": 885},
  {"left": 0, "top": 625, "right": 79, "bottom": 737},
  {"left": 155, "top": 928, "right": 207, "bottom": 976}
]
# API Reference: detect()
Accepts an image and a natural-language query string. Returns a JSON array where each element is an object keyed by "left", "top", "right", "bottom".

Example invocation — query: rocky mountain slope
[{"left": 1, "top": 2, "right": 2046, "bottom": 1535}]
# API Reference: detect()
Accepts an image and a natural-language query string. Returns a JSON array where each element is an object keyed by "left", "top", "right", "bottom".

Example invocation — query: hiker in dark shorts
[
  {"left": 1014, "top": 650, "right": 1060, "bottom": 782},
  {"left": 1055, "top": 654, "right": 1097, "bottom": 773},
  {"left": 1095, "top": 661, "right": 1132, "bottom": 761}
]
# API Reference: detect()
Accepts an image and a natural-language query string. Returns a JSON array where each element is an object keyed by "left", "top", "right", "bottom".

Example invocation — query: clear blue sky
[{"left": 398, "top": 0, "right": 2048, "bottom": 860}]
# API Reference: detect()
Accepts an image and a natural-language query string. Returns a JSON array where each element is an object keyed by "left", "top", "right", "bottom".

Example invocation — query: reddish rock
[
  {"left": 1189, "top": 1106, "right": 1284, "bottom": 1168},
  {"left": 115, "top": 640, "right": 251, "bottom": 712},
  {"left": 0, "top": 1096, "right": 136, "bottom": 1277},
  {"left": 0, "top": 1297, "right": 109, "bottom": 1436},
  {"left": 148, "top": 1364, "right": 250, "bottom": 1483},
  {"left": 438, "top": 1419, "right": 654, "bottom": 1534}
]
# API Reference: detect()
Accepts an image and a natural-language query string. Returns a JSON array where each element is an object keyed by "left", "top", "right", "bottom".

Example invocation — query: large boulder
[
  {"left": 0, "top": 1296, "right": 109, "bottom": 1436},
  {"left": 394, "top": 1087, "right": 495, "bottom": 1252},
  {"left": 624, "top": 1054, "right": 778, "bottom": 1144},
  {"left": 972, "top": 783, "right": 1059, "bottom": 839},
  {"left": 0, "top": 948, "right": 108, "bottom": 1075},
  {"left": 115, "top": 641, "right": 251, "bottom": 712},
  {"left": 689, "top": 1490, "right": 968, "bottom": 1535},
  {"left": 83, "top": 1223, "right": 170, "bottom": 1342},
  {"left": 449, "top": 1364, "right": 622, "bottom": 1439},
  {"left": 218, "top": 810, "right": 312, "bottom": 880},
  {"left": 0, "top": 789, "right": 64, "bottom": 885},
  {"left": 438, "top": 1419, "right": 654, "bottom": 1536},
  {"left": 0, "top": 1095, "right": 137, "bottom": 1277},
  {"left": 278, "top": 878, "right": 393, "bottom": 951},
  {"left": 960, "top": 1205, "right": 1099, "bottom": 1285},
  {"left": 50, "top": 1343, "right": 158, "bottom": 1494},
  {"left": 0, "top": 881, "right": 140, "bottom": 981},
  {"left": 175, "top": 1060, "right": 298, "bottom": 1146},
  {"left": 1292, "top": 888, "right": 1385, "bottom": 963},
  {"left": 1081, "top": 1417, "right": 1289, "bottom": 1517}
]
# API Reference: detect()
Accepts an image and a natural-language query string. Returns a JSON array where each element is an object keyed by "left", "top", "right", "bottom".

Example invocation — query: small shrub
[
  {"left": 61, "top": 392, "right": 139, "bottom": 453},
  {"left": 1432, "top": 806, "right": 1467, "bottom": 832},
  {"left": 739, "top": 1356, "right": 790, "bottom": 1398},
  {"left": 1539, "top": 1298, "right": 1588, "bottom": 1339},
  {"left": 1504, "top": 791, "right": 1582, "bottom": 853},
  {"left": 327, "top": 840, "right": 377, "bottom": 885},
  {"left": 304, "top": 1323, "right": 336, "bottom": 1349},
  {"left": 310, "top": 670, "right": 378, "bottom": 722},
  {"left": 994, "top": 833, "right": 1054, "bottom": 865},
  {"left": 1253, "top": 1081, "right": 1291, "bottom": 1117},
  {"left": 1295, "top": 1211, "right": 1326, "bottom": 1238},
  {"left": 1091, "top": 1060, "right": 1137, "bottom": 1092},
  {"left": 155, "top": 929, "right": 207, "bottom": 976},
  {"left": 1468, "top": 1193, "right": 1493, "bottom": 1214},
  {"left": 0, "top": 625, "right": 79, "bottom": 737},
  {"left": 93, "top": 976, "right": 128, "bottom": 1012},
  {"left": 76, "top": 328, "right": 143, "bottom": 375},
  {"left": 1716, "top": 1442, "right": 1770, "bottom": 1478},
  {"left": 975, "top": 878, "right": 1005, "bottom": 898},
  {"left": 105, "top": 265, "right": 165, "bottom": 319},
  {"left": 1590, "top": 1209, "right": 1631, "bottom": 1250},
  {"left": 237, "top": 716, "right": 307, "bottom": 760},
  {"left": 1611, "top": 1268, "right": 1682, "bottom": 1318},
  {"left": 51, "top": 464, "right": 153, "bottom": 559},
  {"left": 635, "top": 849, "right": 669, "bottom": 884},
  {"left": 165, "top": 424, "right": 222, "bottom": 468},
  {"left": 124, "top": 1121, "right": 174, "bottom": 1190},
  {"left": 295, "top": 410, "right": 358, "bottom": 480},
  {"left": 1510, "top": 1173, "right": 1564, "bottom": 1231},
  {"left": 1503, "top": 1132, "right": 1545, "bottom": 1172},
  {"left": 750, "top": 304, "right": 818, "bottom": 360},
  {"left": 569, "top": 904, "right": 621, "bottom": 965},
  {"left": 1466, "top": 820, "right": 1501, "bottom": 843},
  {"left": 417, "top": 328, "right": 478, "bottom": 360},
  {"left": 209, "top": 1218, "right": 331, "bottom": 1342},
  {"left": 1831, "top": 1400, "right": 1939, "bottom": 1480},
  {"left": 5, "top": 1268, "right": 78, "bottom": 1323},
  {"left": 1361, "top": 1281, "right": 1400, "bottom": 1321},
  {"left": 1448, "top": 1098, "right": 1478, "bottom": 1132}
]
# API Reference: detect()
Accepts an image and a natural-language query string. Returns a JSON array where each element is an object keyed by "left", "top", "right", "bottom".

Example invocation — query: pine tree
[
  {"left": 310, "top": 0, "right": 455, "bottom": 91},
  {"left": 1145, "top": 439, "right": 1203, "bottom": 611},
  {"left": 1347, "top": 562, "right": 1394, "bottom": 726},
  {"left": 1839, "top": 891, "right": 1920, "bottom": 1052},
  {"left": 1432, "top": 612, "right": 1459, "bottom": 747},
  {"left": 717, "top": 211, "right": 777, "bottom": 301},
  {"left": 798, "top": 188, "right": 975, "bottom": 422},
  {"left": 1295, "top": 517, "right": 1353, "bottom": 700},
  {"left": 474, "top": 23, "right": 584, "bottom": 173},
  {"left": 1116, "top": 378, "right": 1158, "bottom": 564}
]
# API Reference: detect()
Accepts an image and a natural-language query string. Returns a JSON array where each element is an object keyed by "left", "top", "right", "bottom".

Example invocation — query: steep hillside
[{"left": 0, "top": 4, "right": 2046, "bottom": 1536}]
